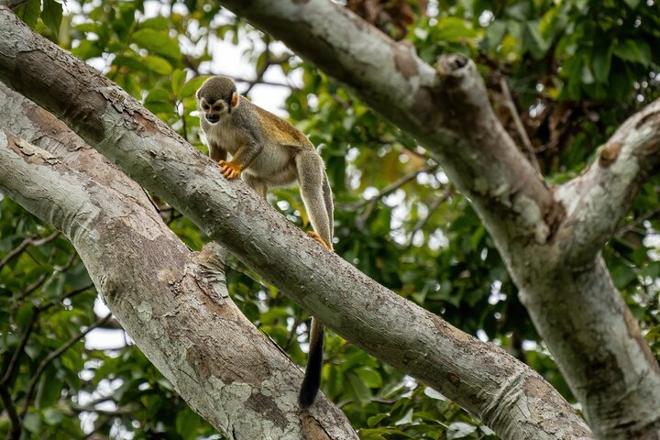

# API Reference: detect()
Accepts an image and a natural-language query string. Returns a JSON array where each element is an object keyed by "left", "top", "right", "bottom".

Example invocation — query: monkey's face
[
  {"left": 196, "top": 76, "right": 240, "bottom": 125},
  {"left": 199, "top": 97, "right": 228, "bottom": 125}
]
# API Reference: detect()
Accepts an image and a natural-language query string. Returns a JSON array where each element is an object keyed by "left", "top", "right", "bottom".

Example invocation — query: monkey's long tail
[{"left": 298, "top": 317, "right": 324, "bottom": 409}]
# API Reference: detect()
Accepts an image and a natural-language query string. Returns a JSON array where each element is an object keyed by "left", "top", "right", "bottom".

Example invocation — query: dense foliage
[{"left": 1, "top": 0, "right": 658, "bottom": 438}]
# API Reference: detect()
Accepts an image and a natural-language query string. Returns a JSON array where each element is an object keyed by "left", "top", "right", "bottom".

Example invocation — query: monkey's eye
[
  {"left": 213, "top": 104, "right": 222, "bottom": 111},
  {"left": 201, "top": 103, "right": 210, "bottom": 111}
]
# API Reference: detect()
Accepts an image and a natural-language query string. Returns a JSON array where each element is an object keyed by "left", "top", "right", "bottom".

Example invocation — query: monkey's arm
[{"left": 219, "top": 140, "right": 263, "bottom": 180}]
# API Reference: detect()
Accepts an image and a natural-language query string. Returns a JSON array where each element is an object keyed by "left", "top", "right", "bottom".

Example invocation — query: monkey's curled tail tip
[{"left": 298, "top": 323, "right": 324, "bottom": 409}]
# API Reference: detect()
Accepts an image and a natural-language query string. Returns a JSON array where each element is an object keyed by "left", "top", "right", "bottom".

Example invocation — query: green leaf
[
  {"left": 611, "top": 264, "right": 637, "bottom": 289},
  {"left": 624, "top": 0, "right": 640, "bottom": 8},
  {"left": 581, "top": 62, "right": 594, "bottom": 84},
  {"left": 613, "top": 40, "right": 651, "bottom": 66},
  {"left": 23, "top": 412, "right": 41, "bottom": 433},
  {"left": 139, "top": 16, "right": 169, "bottom": 30},
  {"left": 347, "top": 371, "right": 371, "bottom": 404},
  {"left": 524, "top": 21, "right": 550, "bottom": 59},
  {"left": 592, "top": 46, "right": 612, "bottom": 83},
  {"left": 356, "top": 366, "right": 383, "bottom": 388},
  {"left": 181, "top": 76, "right": 209, "bottom": 98},
  {"left": 16, "top": 0, "right": 41, "bottom": 28},
  {"left": 176, "top": 407, "right": 201, "bottom": 440},
  {"left": 433, "top": 17, "right": 480, "bottom": 43},
  {"left": 145, "top": 88, "right": 173, "bottom": 114},
  {"left": 483, "top": 21, "right": 507, "bottom": 49},
  {"left": 367, "top": 413, "right": 388, "bottom": 427},
  {"left": 143, "top": 55, "right": 173, "bottom": 75},
  {"left": 42, "top": 0, "right": 63, "bottom": 37},
  {"left": 132, "top": 29, "right": 181, "bottom": 61},
  {"left": 72, "top": 40, "right": 102, "bottom": 60},
  {"left": 172, "top": 69, "right": 186, "bottom": 96},
  {"left": 43, "top": 408, "right": 63, "bottom": 425}
]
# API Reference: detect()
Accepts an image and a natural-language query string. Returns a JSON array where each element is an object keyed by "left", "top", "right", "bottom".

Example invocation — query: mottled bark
[
  {"left": 0, "top": 8, "right": 592, "bottom": 439},
  {"left": 207, "top": 1, "right": 660, "bottom": 438},
  {"left": 0, "top": 83, "right": 357, "bottom": 440}
]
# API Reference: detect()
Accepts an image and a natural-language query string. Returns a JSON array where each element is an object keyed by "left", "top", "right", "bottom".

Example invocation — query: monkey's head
[{"left": 196, "top": 76, "right": 240, "bottom": 124}]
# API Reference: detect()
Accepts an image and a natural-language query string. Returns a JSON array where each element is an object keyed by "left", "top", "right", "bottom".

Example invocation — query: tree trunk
[
  {"left": 0, "top": 7, "right": 593, "bottom": 439},
  {"left": 210, "top": 1, "right": 660, "bottom": 437}
]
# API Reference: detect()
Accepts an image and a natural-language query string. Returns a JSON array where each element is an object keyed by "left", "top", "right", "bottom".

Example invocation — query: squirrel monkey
[{"left": 196, "top": 76, "right": 333, "bottom": 408}]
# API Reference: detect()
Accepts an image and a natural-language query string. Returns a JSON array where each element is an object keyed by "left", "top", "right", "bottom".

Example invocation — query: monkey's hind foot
[
  {"left": 307, "top": 231, "right": 333, "bottom": 251},
  {"left": 218, "top": 160, "right": 242, "bottom": 180}
]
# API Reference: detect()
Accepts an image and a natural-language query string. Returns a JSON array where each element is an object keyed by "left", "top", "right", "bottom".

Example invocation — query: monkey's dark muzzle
[{"left": 206, "top": 115, "right": 220, "bottom": 123}]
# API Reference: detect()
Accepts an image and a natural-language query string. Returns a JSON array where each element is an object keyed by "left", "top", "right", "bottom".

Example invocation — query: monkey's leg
[
  {"left": 322, "top": 173, "right": 334, "bottom": 239},
  {"left": 242, "top": 174, "right": 268, "bottom": 199},
  {"left": 295, "top": 151, "right": 333, "bottom": 250}
]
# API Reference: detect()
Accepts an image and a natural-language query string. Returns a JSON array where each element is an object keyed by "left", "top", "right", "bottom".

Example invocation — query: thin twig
[
  {"left": 20, "top": 314, "right": 112, "bottom": 417},
  {"left": 0, "top": 386, "right": 21, "bottom": 439},
  {"left": 222, "top": 74, "right": 297, "bottom": 90},
  {"left": 284, "top": 315, "right": 301, "bottom": 351},
  {"left": 407, "top": 188, "right": 453, "bottom": 247},
  {"left": 499, "top": 77, "right": 542, "bottom": 174},
  {"left": 18, "top": 273, "right": 47, "bottom": 299},
  {"left": 348, "top": 163, "right": 439, "bottom": 211},
  {"left": 39, "top": 283, "right": 96, "bottom": 312},
  {"left": 616, "top": 207, "right": 660, "bottom": 238},
  {"left": 0, "top": 311, "right": 39, "bottom": 386},
  {"left": 0, "top": 232, "right": 59, "bottom": 271}
]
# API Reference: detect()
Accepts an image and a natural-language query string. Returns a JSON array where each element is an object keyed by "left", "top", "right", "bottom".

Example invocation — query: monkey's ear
[{"left": 231, "top": 92, "right": 240, "bottom": 109}]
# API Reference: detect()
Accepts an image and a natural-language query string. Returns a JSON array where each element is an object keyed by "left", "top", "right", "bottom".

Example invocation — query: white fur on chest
[
  {"left": 206, "top": 117, "right": 295, "bottom": 182},
  {"left": 208, "top": 117, "right": 243, "bottom": 155}
]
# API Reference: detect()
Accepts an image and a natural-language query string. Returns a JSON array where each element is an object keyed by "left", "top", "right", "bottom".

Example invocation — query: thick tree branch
[
  {"left": 556, "top": 99, "right": 660, "bottom": 265},
  {"left": 196, "top": 3, "right": 660, "bottom": 438},
  {"left": 0, "top": 85, "right": 357, "bottom": 439},
  {"left": 216, "top": 1, "right": 562, "bottom": 249},
  {"left": 0, "top": 8, "right": 590, "bottom": 439}
]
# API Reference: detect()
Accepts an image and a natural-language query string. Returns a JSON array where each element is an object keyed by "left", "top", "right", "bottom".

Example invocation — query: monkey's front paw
[
  {"left": 218, "top": 160, "right": 242, "bottom": 180},
  {"left": 307, "top": 231, "right": 333, "bottom": 251}
]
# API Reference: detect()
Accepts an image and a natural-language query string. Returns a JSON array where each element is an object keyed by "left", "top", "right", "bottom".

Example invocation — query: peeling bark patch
[
  {"left": 599, "top": 142, "right": 622, "bottom": 167},
  {"left": 133, "top": 111, "right": 160, "bottom": 135},
  {"left": 431, "top": 315, "right": 471, "bottom": 345},
  {"left": 300, "top": 413, "right": 332, "bottom": 440},
  {"left": 245, "top": 392, "right": 288, "bottom": 430},
  {"left": 393, "top": 45, "right": 418, "bottom": 79},
  {"left": 448, "top": 372, "right": 460, "bottom": 385},
  {"left": 523, "top": 376, "right": 546, "bottom": 398},
  {"left": 634, "top": 109, "right": 660, "bottom": 130},
  {"left": 4, "top": 132, "right": 60, "bottom": 166},
  {"left": 435, "top": 54, "right": 468, "bottom": 76}
]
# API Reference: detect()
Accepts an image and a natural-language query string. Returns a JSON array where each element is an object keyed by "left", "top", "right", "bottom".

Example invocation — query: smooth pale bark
[
  {"left": 0, "top": 8, "right": 592, "bottom": 439},
  {"left": 209, "top": 2, "right": 660, "bottom": 438},
  {"left": 0, "top": 84, "right": 357, "bottom": 440}
]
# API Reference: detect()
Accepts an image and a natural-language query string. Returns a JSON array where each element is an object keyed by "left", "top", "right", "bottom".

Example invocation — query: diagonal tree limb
[
  {"left": 0, "top": 8, "right": 591, "bottom": 439},
  {"left": 556, "top": 99, "right": 660, "bottom": 265},
  {"left": 0, "top": 84, "right": 357, "bottom": 439}
]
